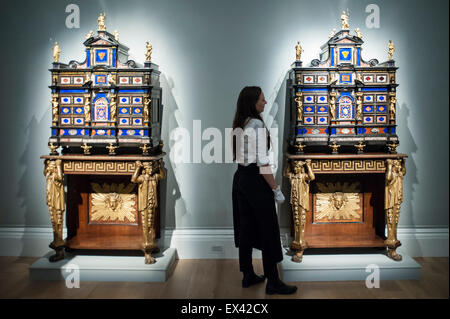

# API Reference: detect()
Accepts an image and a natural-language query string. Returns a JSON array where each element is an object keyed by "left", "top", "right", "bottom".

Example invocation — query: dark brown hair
[{"left": 232, "top": 86, "right": 270, "bottom": 161}]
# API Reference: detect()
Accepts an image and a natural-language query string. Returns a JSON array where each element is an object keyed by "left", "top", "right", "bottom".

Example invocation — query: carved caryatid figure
[
  {"left": 329, "top": 28, "right": 336, "bottom": 39},
  {"left": 98, "top": 12, "right": 106, "bottom": 31},
  {"left": 389, "top": 95, "right": 396, "bottom": 120},
  {"left": 385, "top": 159, "right": 406, "bottom": 261},
  {"left": 113, "top": 30, "right": 119, "bottom": 41},
  {"left": 356, "top": 95, "right": 363, "bottom": 121},
  {"left": 143, "top": 94, "right": 151, "bottom": 122},
  {"left": 294, "top": 92, "right": 303, "bottom": 121},
  {"left": 84, "top": 95, "right": 91, "bottom": 122},
  {"left": 53, "top": 42, "right": 61, "bottom": 62},
  {"left": 85, "top": 30, "right": 94, "bottom": 40},
  {"left": 131, "top": 160, "right": 166, "bottom": 264},
  {"left": 51, "top": 94, "right": 59, "bottom": 122},
  {"left": 354, "top": 28, "right": 362, "bottom": 39},
  {"left": 110, "top": 95, "right": 117, "bottom": 122},
  {"left": 388, "top": 40, "right": 395, "bottom": 60},
  {"left": 145, "top": 41, "right": 152, "bottom": 62},
  {"left": 329, "top": 94, "right": 337, "bottom": 120},
  {"left": 44, "top": 159, "right": 65, "bottom": 261},
  {"left": 295, "top": 41, "right": 303, "bottom": 61},
  {"left": 341, "top": 10, "right": 349, "bottom": 29},
  {"left": 284, "top": 159, "right": 315, "bottom": 262}
]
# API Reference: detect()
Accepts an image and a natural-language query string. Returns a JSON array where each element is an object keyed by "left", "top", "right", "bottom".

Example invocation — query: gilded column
[
  {"left": 131, "top": 159, "right": 165, "bottom": 264},
  {"left": 44, "top": 159, "right": 66, "bottom": 262},
  {"left": 284, "top": 159, "right": 315, "bottom": 262},
  {"left": 384, "top": 158, "right": 406, "bottom": 261}
]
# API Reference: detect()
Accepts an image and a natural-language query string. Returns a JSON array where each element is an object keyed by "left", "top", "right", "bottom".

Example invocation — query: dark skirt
[{"left": 232, "top": 163, "right": 283, "bottom": 265}]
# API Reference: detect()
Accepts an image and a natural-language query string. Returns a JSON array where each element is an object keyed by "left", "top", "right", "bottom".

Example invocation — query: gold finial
[
  {"left": 85, "top": 30, "right": 94, "bottom": 40},
  {"left": 145, "top": 41, "right": 153, "bottom": 62},
  {"left": 355, "top": 28, "right": 362, "bottom": 39},
  {"left": 388, "top": 40, "right": 395, "bottom": 60},
  {"left": 52, "top": 42, "right": 61, "bottom": 62},
  {"left": 81, "top": 143, "right": 92, "bottom": 155},
  {"left": 296, "top": 143, "right": 306, "bottom": 153},
  {"left": 354, "top": 141, "right": 365, "bottom": 154},
  {"left": 97, "top": 12, "right": 106, "bottom": 31},
  {"left": 387, "top": 142, "right": 399, "bottom": 154},
  {"left": 329, "top": 141, "right": 341, "bottom": 154},
  {"left": 295, "top": 41, "right": 303, "bottom": 61},
  {"left": 48, "top": 142, "right": 59, "bottom": 155},
  {"left": 113, "top": 30, "right": 119, "bottom": 41},
  {"left": 341, "top": 9, "right": 349, "bottom": 29},
  {"left": 329, "top": 28, "right": 336, "bottom": 38},
  {"left": 140, "top": 144, "right": 150, "bottom": 156},
  {"left": 106, "top": 143, "right": 118, "bottom": 155}
]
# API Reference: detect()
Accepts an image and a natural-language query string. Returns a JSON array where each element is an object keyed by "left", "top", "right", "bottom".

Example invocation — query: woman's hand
[{"left": 272, "top": 185, "right": 285, "bottom": 204}]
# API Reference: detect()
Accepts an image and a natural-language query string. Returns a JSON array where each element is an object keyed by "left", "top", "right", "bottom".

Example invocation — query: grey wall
[{"left": 0, "top": 0, "right": 448, "bottom": 230}]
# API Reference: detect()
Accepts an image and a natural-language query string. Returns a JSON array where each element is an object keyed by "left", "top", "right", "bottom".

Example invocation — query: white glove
[{"left": 272, "top": 185, "right": 285, "bottom": 204}]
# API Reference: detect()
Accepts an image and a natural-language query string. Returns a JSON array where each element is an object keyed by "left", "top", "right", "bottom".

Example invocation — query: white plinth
[
  {"left": 29, "top": 247, "right": 177, "bottom": 282},
  {"left": 281, "top": 253, "right": 421, "bottom": 282}
]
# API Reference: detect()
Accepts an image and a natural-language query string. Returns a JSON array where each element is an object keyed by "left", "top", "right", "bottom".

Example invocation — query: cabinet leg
[
  {"left": 291, "top": 207, "right": 307, "bottom": 263},
  {"left": 385, "top": 206, "right": 402, "bottom": 261},
  {"left": 141, "top": 208, "right": 158, "bottom": 264}
]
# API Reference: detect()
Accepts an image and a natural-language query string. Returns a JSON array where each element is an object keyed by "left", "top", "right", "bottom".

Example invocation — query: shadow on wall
[
  {"left": 157, "top": 73, "right": 186, "bottom": 249},
  {"left": 397, "top": 102, "right": 420, "bottom": 255},
  {"left": 18, "top": 108, "right": 51, "bottom": 257}
]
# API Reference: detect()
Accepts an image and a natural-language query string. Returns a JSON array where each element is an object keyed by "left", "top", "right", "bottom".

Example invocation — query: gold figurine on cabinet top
[
  {"left": 145, "top": 41, "right": 153, "bottom": 62},
  {"left": 113, "top": 30, "right": 119, "bottom": 41},
  {"left": 341, "top": 9, "right": 349, "bottom": 29},
  {"left": 295, "top": 41, "right": 303, "bottom": 61},
  {"left": 140, "top": 144, "right": 150, "bottom": 156},
  {"left": 85, "top": 30, "right": 94, "bottom": 40},
  {"left": 354, "top": 28, "right": 362, "bottom": 39},
  {"left": 52, "top": 42, "right": 61, "bottom": 62},
  {"left": 329, "top": 28, "right": 337, "bottom": 39},
  {"left": 48, "top": 142, "right": 59, "bottom": 155},
  {"left": 329, "top": 141, "right": 341, "bottom": 154},
  {"left": 388, "top": 40, "right": 395, "bottom": 60},
  {"left": 106, "top": 143, "right": 119, "bottom": 155},
  {"left": 97, "top": 12, "right": 106, "bottom": 31},
  {"left": 354, "top": 141, "right": 366, "bottom": 154}
]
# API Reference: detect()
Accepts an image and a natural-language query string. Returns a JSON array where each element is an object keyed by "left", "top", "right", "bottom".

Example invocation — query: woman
[{"left": 232, "top": 86, "right": 297, "bottom": 295}]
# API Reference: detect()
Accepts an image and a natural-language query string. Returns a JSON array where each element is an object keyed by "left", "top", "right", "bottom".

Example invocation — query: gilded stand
[
  {"left": 41, "top": 154, "right": 165, "bottom": 264},
  {"left": 284, "top": 153, "right": 407, "bottom": 263}
]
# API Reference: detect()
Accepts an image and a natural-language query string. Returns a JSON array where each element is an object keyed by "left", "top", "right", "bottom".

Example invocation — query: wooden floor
[{"left": 0, "top": 256, "right": 447, "bottom": 299}]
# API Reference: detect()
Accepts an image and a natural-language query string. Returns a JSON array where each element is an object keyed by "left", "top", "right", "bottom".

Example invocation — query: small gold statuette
[
  {"left": 354, "top": 141, "right": 365, "bottom": 154},
  {"left": 48, "top": 142, "right": 59, "bottom": 155},
  {"left": 106, "top": 143, "right": 118, "bottom": 155},
  {"left": 354, "top": 28, "right": 362, "bottom": 39},
  {"left": 140, "top": 144, "right": 150, "bottom": 156},
  {"left": 296, "top": 142, "right": 305, "bottom": 154},
  {"left": 51, "top": 93, "right": 59, "bottom": 122},
  {"left": 387, "top": 142, "right": 399, "bottom": 154},
  {"left": 85, "top": 30, "right": 94, "bottom": 40},
  {"left": 295, "top": 41, "right": 303, "bottom": 61},
  {"left": 98, "top": 12, "right": 106, "bottom": 31},
  {"left": 294, "top": 92, "right": 303, "bottom": 122},
  {"left": 388, "top": 40, "right": 395, "bottom": 60},
  {"left": 356, "top": 94, "right": 363, "bottom": 121},
  {"left": 341, "top": 9, "right": 349, "bottom": 29},
  {"left": 389, "top": 95, "right": 396, "bottom": 120},
  {"left": 109, "top": 95, "right": 117, "bottom": 121},
  {"left": 52, "top": 42, "right": 61, "bottom": 62},
  {"left": 81, "top": 143, "right": 92, "bottom": 155},
  {"left": 84, "top": 94, "right": 91, "bottom": 122},
  {"left": 329, "top": 93, "right": 337, "bottom": 120},
  {"left": 143, "top": 94, "right": 151, "bottom": 123},
  {"left": 145, "top": 41, "right": 153, "bottom": 62},
  {"left": 329, "top": 28, "right": 336, "bottom": 38},
  {"left": 329, "top": 141, "right": 341, "bottom": 154}
]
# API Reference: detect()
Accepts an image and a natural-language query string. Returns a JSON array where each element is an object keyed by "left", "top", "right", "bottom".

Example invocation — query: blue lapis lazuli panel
[
  {"left": 331, "top": 49, "right": 334, "bottom": 66},
  {"left": 52, "top": 129, "right": 57, "bottom": 136},
  {"left": 364, "top": 106, "right": 374, "bottom": 113},
  {"left": 331, "top": 128, "right": 336, "bottom": 135},
  {"left": 357, "top": 48, "right": 361, "bottom": 66},
  {"left": 133, "top": 107, "right": 142, "bottom": 115},
  {"left": 357, "top": 128, "right": 363, "bottom": 134},
  {"left": 339, "top": 48, "right": 352, "bottom": 61},
  {"left": 61, "top": 107, "right": 71, "bottom": 114},
  {"left": 383, "top": 128, "right": 388, "bottom": 134},
  {"left": 391, "top": 127, "right": 396, "bottom": 134},
  {"left": 112, "top": 49, "right": 116, "bottom": 67},
  {"left": 95, "top": 49, "right": 108, "bottom": 63},
  {"left": 143, "top": 129, "right": 149, "bottom": 136},
  {"left": 86, "top": 49, "right": 90, "bottom": 67},
  {"left": 120, "top": 108, "right": 129, "bottom": 115},
  {"left": 317, "top": 106, "right": 327, "bottom": 113},
  {"left": 377, "top": 105, "right": 386, "bottom": 113}
]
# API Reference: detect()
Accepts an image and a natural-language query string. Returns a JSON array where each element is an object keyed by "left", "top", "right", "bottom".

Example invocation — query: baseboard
[{"left": 0, "top": 226, "right": 448, "bottom": 258}]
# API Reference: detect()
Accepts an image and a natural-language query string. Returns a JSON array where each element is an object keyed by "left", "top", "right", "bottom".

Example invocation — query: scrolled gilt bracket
[
  {"left": 131, "top": 159, "right": 166, "bottom": 264},
  {"left": 384, "top": 158, "right": 406, "bottom": 261},
  {"left": 43, "top": 159, "right": 66, "bottom": 262},
  {"left": 284, "top": 159, "right": 315, "bottom": 262}
]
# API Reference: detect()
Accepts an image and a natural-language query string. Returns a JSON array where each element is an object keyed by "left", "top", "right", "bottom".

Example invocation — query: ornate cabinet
[
  {"left": 43, "top": 14, "right": 165, "bottom": 264},
  {"left": 284, "top": 12, "right": 406, "bottom": 262}
]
